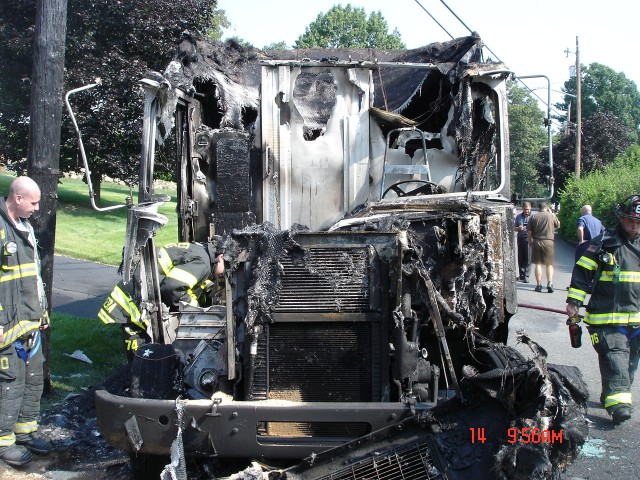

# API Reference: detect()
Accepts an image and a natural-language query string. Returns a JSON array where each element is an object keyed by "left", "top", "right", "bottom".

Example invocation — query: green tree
[
  {"left": 0, "top": 0, "right": 217, "bottom": 198},
  {"left": 558, "top": 144, "right": 640, "bottom": 240},
  {"left": 263, "top": 41, "right": 289, "bottom": 51},
  {"left": 295, "top": 4, "right": 405, "bottom": 49},
  {"left": 559, "top": 63, "right": 640, "bottom": 142},
  {"left": 507, "top": 82, "right": 548, "bottom": 199},
  {"left": 207, "top": 8, "right": 230, "bottom": 41},
  {"left": 538, "top": 111, "right": 633, "bottom": 194}
]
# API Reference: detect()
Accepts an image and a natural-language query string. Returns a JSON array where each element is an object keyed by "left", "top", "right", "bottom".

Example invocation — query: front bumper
[{"left": 95, "top": 389, "right": 423, "bottom": 458}]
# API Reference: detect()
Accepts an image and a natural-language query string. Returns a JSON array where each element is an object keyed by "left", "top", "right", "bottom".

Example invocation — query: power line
[
  {"left": 439, "top": 0, "right": 501, "bottom": 62},
  {"left": 438, "top": 0, "right": 472, "bottom": 34},
  {"left": 515, "top": 81, "right": 566, "bottom": 118},
  {"left": 413, "top": 0, "right": 453, "bottom": 39}
]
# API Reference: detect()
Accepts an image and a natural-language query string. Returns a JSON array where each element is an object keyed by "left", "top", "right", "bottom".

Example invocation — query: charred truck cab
[{"left": 89, "top": 34, "right": 586, "bottom": 479}]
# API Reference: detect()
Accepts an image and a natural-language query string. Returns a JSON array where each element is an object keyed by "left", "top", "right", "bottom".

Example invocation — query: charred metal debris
[
  {"left": 155, "top": 32, "right": 502, "bottom": 196},
  {"left": 184, "top": 215, "right": 588, "bottom": 479}
]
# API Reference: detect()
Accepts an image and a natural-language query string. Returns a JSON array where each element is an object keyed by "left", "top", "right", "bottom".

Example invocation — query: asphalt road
[
  {"left": 47, "top": 243, "right": 639, "bottom": 479},
  {"left": 508, "top": 238, "right": 639, "bottom": 480},
  {"left": 51, "top": 255, "right": 119, "bottom": 319}
]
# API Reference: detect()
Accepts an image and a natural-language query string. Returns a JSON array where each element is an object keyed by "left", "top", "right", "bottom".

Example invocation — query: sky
[{"left": 218, "top": 0, "right": 639, "bottom": 120}]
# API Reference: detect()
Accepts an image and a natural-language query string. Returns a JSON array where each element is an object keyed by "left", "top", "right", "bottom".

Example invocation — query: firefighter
[
  {"left": 566, "top": 195, "right": 640, "bottom": 425},
  {"left": 97, "top": 273, "right": 151, "bottom": 362},
  {"left": 157, "top": 242, "right": 223, "bottom": 310},
  {"left": 98, "top": 241, "right": 224, "bottom": 359},
  {"left": 0, "top": 177, "right": 51, "bottom": 467}
]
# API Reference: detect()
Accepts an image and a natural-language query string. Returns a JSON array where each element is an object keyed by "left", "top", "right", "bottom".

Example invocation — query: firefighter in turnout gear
[
  {"left": 566, "top": 195, "right": 640, "bottom": 425},
  {"left": 98, "top": 272, "right": 150, "bottom": 362},
  {"left": 99, "top": 242, "right": 224, "bottom": 359},
  {"left": 0, "top": 177, "right": 51, "bottom": 467},
  {"left": 157, "top": 242, "right": 222, "bottom": 310}
]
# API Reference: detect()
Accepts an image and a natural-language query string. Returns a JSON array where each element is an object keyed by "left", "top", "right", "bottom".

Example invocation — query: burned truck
[{"left": 83, "top": 34, "right": 587, "bottom": 479}]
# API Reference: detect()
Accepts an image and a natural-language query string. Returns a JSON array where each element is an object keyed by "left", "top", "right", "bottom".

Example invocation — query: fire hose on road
[
  {"left": 518, "top": 303, "right": 567, "bottom": 316},
  {"left": 518, "top": 303, "right": 584, "bottom": 348}
]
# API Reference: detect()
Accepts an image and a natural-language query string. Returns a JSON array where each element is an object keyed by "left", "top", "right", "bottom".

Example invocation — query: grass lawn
[{"left": 46, "top": 313, "right": 127, "bottom": 406}]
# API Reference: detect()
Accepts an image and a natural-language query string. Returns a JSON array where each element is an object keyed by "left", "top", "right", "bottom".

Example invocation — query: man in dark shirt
[
  {"left": 514, "top": 202, "right": 532, "bottom": 282},
  {"left": 0, "top": 177, "right": 51, "bottom": 467}
]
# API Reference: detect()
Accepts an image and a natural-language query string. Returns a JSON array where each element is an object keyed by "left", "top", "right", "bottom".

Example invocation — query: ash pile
[{"left": 35, "top": 366, "right": 131, "bottom": 477}]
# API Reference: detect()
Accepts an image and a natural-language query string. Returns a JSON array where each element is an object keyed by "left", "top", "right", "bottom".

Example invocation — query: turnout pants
[
  {"left": 588, "top": 325, "right": 640, "bottom": 412},
  {"left": 516, "top": 235, "right": 530, "bottom": 279},
  {"left": 0, "top": 339, "right": 44, "bottom": 447}
]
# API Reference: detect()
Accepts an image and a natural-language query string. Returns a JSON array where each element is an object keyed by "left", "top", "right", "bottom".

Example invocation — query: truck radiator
[
  {"left": 253, "top": 322, "right": 381, "bottom": 438},
  {"left": 250, "top": 238, "right": 390, "bottom": 438},
  {"left": 260, "top": 322, "right": 381, "bottom": 402},
  {"left": 275, "top": 247, "right": 370, "bottom": 312}
]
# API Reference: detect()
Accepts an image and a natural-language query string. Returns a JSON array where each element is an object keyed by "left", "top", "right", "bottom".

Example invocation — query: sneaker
[
  {"left": 524, "top": 277, "right": 529, "bottom": 283},
  {"left": 0, "top": 444, "right": 32, "bottom": 466},
  {"left": 534, "top": 285, "right": 542, "bottom": 292},
  {"left": 15, "top": 434, "right": 51, "bottom": 455},
  {"left": 547, "top": 283, "right": 554, "bottom": 293},
  {"left": 612, "top": 406, "right": 632, "bottom": 425}
]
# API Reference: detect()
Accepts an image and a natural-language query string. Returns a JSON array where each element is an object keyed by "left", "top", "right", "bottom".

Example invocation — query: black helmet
[{"left": 616, "top": 195, "right": 640, "bottom": 220}]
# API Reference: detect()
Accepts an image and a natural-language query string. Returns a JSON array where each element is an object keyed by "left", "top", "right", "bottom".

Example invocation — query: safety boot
[
  {"left": 15, "top": 434, "right": 51, "bottom": 454},
  {"left": 612, "top": 406, "right": 632, "bottom": 425},
  {"left": 0, "top": 444, "right": 32, "bottom": 466}
]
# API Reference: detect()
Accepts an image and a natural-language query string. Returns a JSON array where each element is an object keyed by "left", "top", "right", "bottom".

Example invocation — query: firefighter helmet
[{"left": 616, "top": 195, "right": 640, "bottom": 220}]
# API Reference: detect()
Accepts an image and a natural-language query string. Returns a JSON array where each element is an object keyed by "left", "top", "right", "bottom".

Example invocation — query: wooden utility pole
[
  {"left": 27, "top": 0, "right": 68, "bottom": 393},
  {"left": 575, "top": 36, "right": 582, "bottom": 178}
]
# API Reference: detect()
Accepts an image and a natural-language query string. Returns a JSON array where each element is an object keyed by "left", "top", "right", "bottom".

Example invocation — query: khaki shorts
[{"left": 531, "top": 239, "right": 554, "bottom": 265}]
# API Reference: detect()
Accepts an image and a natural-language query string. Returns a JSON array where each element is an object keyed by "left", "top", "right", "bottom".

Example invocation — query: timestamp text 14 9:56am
[{"left": 469, "top": 427, "right": 563, "bottom": 444}]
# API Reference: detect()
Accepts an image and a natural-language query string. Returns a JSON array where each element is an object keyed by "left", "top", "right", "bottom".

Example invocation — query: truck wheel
[{"left": 130, "top": 452, "right": 170, "bottom": 480}]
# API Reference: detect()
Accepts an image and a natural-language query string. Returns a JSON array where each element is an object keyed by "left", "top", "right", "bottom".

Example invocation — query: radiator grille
[
  {"left": 267, "top": 323, "right": 378, "bottom": 402},
  {"left": 257, "top": 421, "right": 370, "bottom": 438},
  {"left": 314, "top": 439, "right": 445, "bottom": 480},
  {"left": 251, "top": 333, "right": 269, "bottom": 400},
  {"left": 275, "top": 247, "right": 370, "bottom": 312}
]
